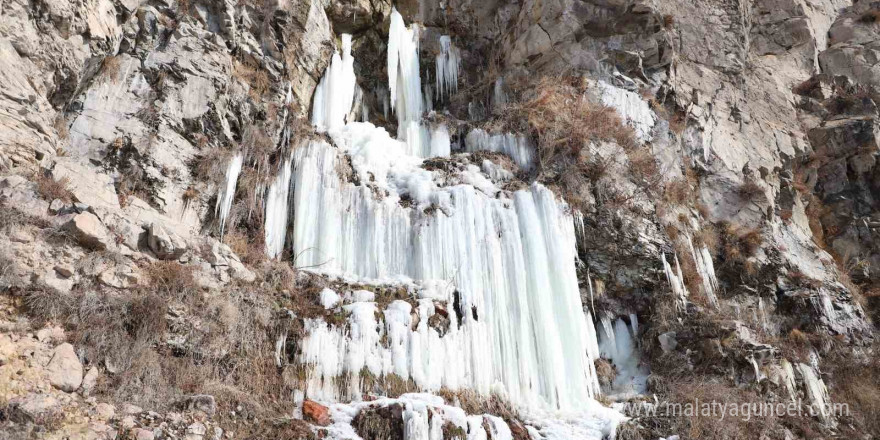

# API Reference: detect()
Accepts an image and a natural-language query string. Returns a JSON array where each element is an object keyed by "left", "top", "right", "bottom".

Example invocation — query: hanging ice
[
  {"left": 312, "top": 34, "right": 357, "bottom": 133},
  {"left": 435, "top": 35, "right": 460, "bottom": 101},
  {"left": 215, "top": 153, "right": 242, "bottom": 236},
  {"left": 662, "top": 253, "right": 688, "bottom": 309},
  {"left": 597, "top": 316, "right": 648, "bottom": 397},
  {"left": 464, "top": 129, "right": 536, "bottom": 171},
  {"left": 387, "top": 8, "right": 422, "bottom": 123},
  {"left": 264, "top": 156, "right": 292, "bottom": 258}
]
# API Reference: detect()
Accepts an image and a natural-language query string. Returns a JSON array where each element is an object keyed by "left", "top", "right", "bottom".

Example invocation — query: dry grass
[
  {"left": 493, "top": 76, "right": 640, "bottom": 207},
  {"left": 663, "top": 380, "right": 778, "bottom": 439},
  {"left": 825, "top": 344, "right": 880, "bottom": 436},
  {"left": 737, "top": 180, "right": 764, "bottom": 203},
  {"left": 662, "top": 179, "right": 693, "bottom": 206},
  {"left": 233, "top": 59, "right": 271, "bottom": 99},
  {"left": 224, "top": 229, "right": 266, "bottom": 266},
  {"left": 34, "top": 172, "right": 74, "bottom": 203},
  {"left": 100, "top": 56, "right": 121, "bottom": 83}
]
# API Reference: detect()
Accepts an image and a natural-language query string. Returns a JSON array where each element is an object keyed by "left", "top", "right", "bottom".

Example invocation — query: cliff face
[{"left": 1, "top": 0, "right": 878, "bottom": 439}]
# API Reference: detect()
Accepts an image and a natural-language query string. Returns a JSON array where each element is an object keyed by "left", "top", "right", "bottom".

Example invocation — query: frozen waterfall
[
  {"left": 435, "top": 35, "right": 460, "bottom": 100},
  {"left": 312, "top": 34, "right": 356, "bottom": 133},
  {"left": 464, "top": 129, "right": 536, "bottom": 171}
]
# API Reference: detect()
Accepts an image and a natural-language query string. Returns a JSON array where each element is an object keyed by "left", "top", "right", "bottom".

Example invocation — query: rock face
[{"left": 45, "top": 343, "right": 84, "bottom": 392}]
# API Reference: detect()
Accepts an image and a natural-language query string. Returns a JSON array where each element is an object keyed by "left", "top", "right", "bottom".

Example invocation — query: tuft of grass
[
  {"left": 233, "top": 59, "right": 271, "bottom": 99},
  {"left": 737, "top": 180, "right": 764, "bottom": 203},
  {"left": 34, "top": 172, "right": 75, "bottom": 203}
]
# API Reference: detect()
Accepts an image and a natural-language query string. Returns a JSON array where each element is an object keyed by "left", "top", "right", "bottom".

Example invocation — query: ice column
[
  {"left": 435, "top": 35, "right": 460, "bottom": 100},
  {"left": 264, "top": 156, "right": 293, "bottom": 258},
  {"left": 464, "top": 129, "right": 536, "bottom": 171},
  {"left": 215, "top": 153, "right": 242, "bottom": 236},
  {"left": 312, "top": 34, "right": 357, "bottom": 133}
]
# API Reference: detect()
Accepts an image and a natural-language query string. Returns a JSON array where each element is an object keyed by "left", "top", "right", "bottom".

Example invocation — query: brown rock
[{"left": 303, "top": 399, "right": 331, "bottom": 426}]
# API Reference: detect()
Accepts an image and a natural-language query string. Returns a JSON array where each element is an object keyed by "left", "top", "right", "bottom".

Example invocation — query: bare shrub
[
  {"left": 34, "top": 172, "right": 74, "bottom": 203},
  {"left": 143, "top": 261, "right": 197, "bottom": 298},
  {"left": 737, "top": 180, "right": 764, "bottom": 203},
  {"left": 224, "top": 229, "right": 266, "bottom": 267},
  {"left": 233, "top": 59, "right": 271, "bottom": 99}
]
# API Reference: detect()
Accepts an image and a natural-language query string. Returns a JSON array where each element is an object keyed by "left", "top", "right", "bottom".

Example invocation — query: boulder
[
  {"left": 147, "top": 222, "right": 187, "bottom": 260},
  {"left": 63, "top": 212, "right": 112, "bottom": 250},
  {"left": 46, "top": 342, "right": 83, "bottom": 392},
  {"left": 658, "top": 332, "right": 678, "bottom": 353},
  {"left": 185, "top": 422, "right": 207, "bottom": 440},
  {"left": 184, "top": 394, "right": 216, "bottom": 417},
  {"left": 80, "top": 366, "right": 99, "bottom": 396},
  {"left": 7, "top": 394, "right": 63, "bottom": 426},
  {"left": 303, "top": 399, "right": 331, "bottom": 426}
]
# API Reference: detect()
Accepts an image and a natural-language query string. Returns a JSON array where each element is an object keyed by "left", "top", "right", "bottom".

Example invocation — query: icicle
[
  {"left": 387, "top": 8, "right": 422, "bottom": 123},
  {"left": 464, "top": 129, "right": 536, "bottom": 170},
  {"left": 215, "top": 153, "right": 242, "bottom": 236},
  {"left": 662, "top": 253, "right": 688, "bottom": 308},
  {"left": 264, "top": 156, "right": 293, "bottom": 258},
  {"left": 435, "top": 35, "right": 460, "bottom": 101},
  {"left": 312, "top": 34, "right": 357, "bottom": 133}
]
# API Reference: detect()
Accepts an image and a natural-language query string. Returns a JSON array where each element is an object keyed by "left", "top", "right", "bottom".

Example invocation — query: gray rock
[
  {"left": 185, "top": 422, "right": 207, "bottom": 440},
  {"left": 80, "top": 366, "right": 99, "bottom": 396},
  {"left": 658, "top": 332, "right": 678, "bottom": 353},
  {"left": 49, "top": 198, "right": 66, "bottom": 214},
  {"left": 46, "top": 342, "right": 83, "bottom": 392},
  {"left": 63, "top": 212, "right": 112, "bottom": 250},
  {"left": 147, "top": 222, "right": 187, "bottom": 260},
  {"left": 184, "top": 394, "right": 216, "bottom": 417}
]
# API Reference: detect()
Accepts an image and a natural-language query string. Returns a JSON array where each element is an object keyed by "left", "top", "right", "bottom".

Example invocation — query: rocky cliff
[{"left": 1, "top": 0, "right": 878, "bottom": 439}]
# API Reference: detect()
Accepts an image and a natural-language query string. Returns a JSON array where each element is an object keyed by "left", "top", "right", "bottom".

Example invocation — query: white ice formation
[
  {"left": 464, "top": 129, "right": 536, "bottom": 171},
  {"left": 264, "top": 9, "right": 627, "bottom": 439},
  {"left": 687, "top": 235, "right": 719, "bottom": 307},
  {"left": 435, "top": 35, "right": 460, "bottom": 101},
  {"left": 596, "top": 80, "right": 656, "bottom": 142},
  {"left": 215, "top": 153, "right": 242, "bottom": 236},
  {"left": 312, "top": 34, "right": 357, "bottom": 133},
  {"left": 597, "top": 316, "right": 649, "bottom": 398}
]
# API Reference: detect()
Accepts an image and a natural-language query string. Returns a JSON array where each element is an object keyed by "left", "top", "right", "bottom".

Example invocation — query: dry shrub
[
  {"left": 663, "top": 179, "right": 692, "bottom": 206},
  {"left": 233, "top": 59, "right": 271, "bottom": 99},
  {"left": 720, "top": 223, "right": 764, "bottom": 267},
  {"left": 664, "top": 380, "right": 777, "bottom": 439},
  {"left": 191, "top": 146, "right": 235, "bottom": 186},
  {"left": 826, "top": 345, "right": 880, "bottom": 436},
  {"left": 792, "top": 77, "right": 820, "bottom": 96},
  {"left": 498, "top": 76, "right": 637, "bottom": 178},
  {"left": 101, "top": 56, "right": 121, "bottom": 82},
  {"left": 627, "top": 148, "right": 659, "bottom": 185},
  {"left": 737, "top": 180, "right": 764, "bottom": 203},
  {"left": 662, "top": 14, "right": 675, "bottom": 29},
  {"left": 804, "top": 194, "right": 828, "bottom": 248},
  {"left": 34, "top": 172, "right": 74, "bottom": 203},
  {"left": 144, "top": 260, "right": 197, "bottom": 297},
  {"left": 224, "top": 229, "right": 266, "bottom": 266}
]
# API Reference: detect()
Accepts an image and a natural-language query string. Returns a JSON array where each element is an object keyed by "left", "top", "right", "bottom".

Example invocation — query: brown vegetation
[
  {"left": 34, "top": 172, "right": 74, "bottom": 203},
  {"left": 233, "top": 59, "right": 271, "bottom": 99}
]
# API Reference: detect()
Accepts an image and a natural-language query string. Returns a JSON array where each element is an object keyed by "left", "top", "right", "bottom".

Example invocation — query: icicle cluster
[
  {"left": 388, "top": 8, "right": 422, "bottom": 123},
  {"left": 435, "top": 36, "right": 460, "bottom": 101},
  {"left": 264, "top": 156, "right": 292, "bottom": 258},
  {"left": 215, "top": 154, "right": 242, "bottom": 236},
  {"left": 312, "top": 34, "right": 357, "bottom": 133},
  {"left": 464, "top": 129, "right": 536, "bottom": 171},
  {"left": 662, "top": 253, "right": 688, "bottom": 308}
]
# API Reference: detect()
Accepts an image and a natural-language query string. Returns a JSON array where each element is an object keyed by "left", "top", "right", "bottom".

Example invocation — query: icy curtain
[
  {"left": 435, "top": 35, "right": 460, "bottom": 100},
  {"left": 290, "top": 139, "right": 599, "bottom": 409}
]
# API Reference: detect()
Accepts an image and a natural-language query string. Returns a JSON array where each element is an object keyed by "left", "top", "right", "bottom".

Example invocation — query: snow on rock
[
  {"left": 320, "top": 288, "right": 341, "bottom": 309},
  {"left": 464, "top": 129, "right": 536, "bottom": 171},
  {"left": 215, "top": 153, "right": 242, "bottom": 236},
  {"left": 595, "top": 80, "right": 655, "bottom": 142},
  {"left": 435, "top": 36, "right": 460, "bottom": 101},
  {"left": 312, "top": 34, "right": 357, "bottom": 133}
]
